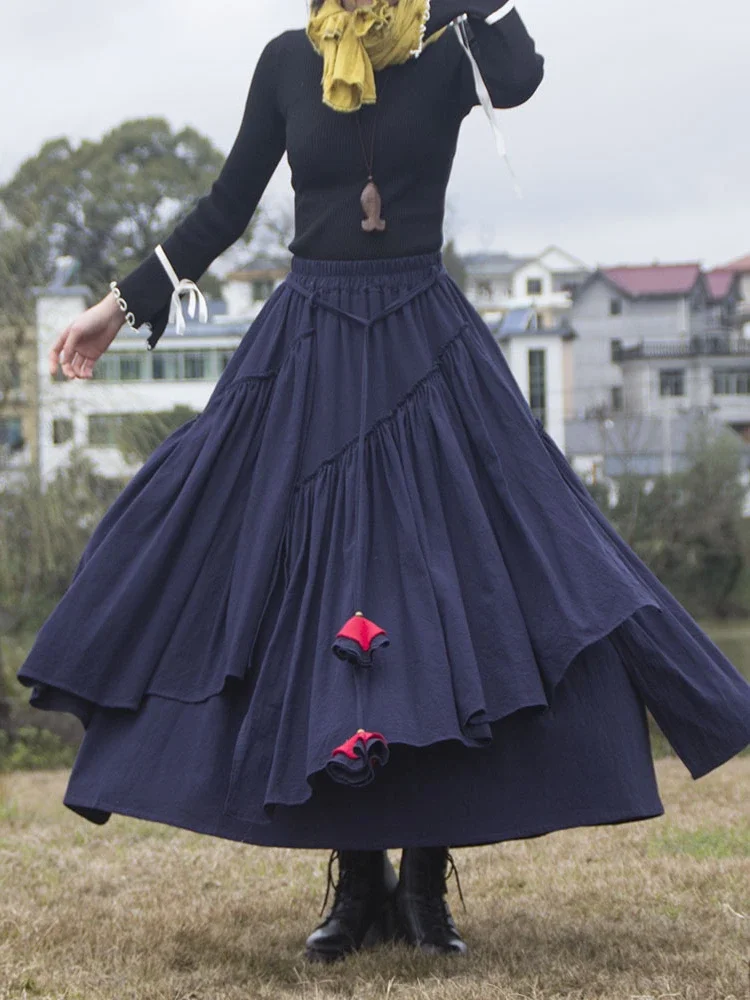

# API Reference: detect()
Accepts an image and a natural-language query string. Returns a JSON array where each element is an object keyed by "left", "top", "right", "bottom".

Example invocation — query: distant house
[
  {"left": 704, "top": 268, "right": 741, "bottom": 332},
  {"left": 222, "top": 255, "right": 291, "bottom": 320},
  {"left": 489, "top": 308, "right": 577, "bottom": 449},
  {"left": 570, "top": 263, "right": 713, "bottom": 418},
  {"left": 463, "top": 245, "right": 590, "bottom": 328},
  {"left": 722, "top": 253, "right": 750, "bottom": 337},
  {"left": 34, "top": 266, "right": 248, "bottom": 485},
  {"left": 611, "top": 336, "right": 750, "bottom": 443}
]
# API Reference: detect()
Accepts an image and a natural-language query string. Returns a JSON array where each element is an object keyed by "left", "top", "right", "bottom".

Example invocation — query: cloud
[{"left": 2, "top": 0, "right": 746, "bottom": 267}]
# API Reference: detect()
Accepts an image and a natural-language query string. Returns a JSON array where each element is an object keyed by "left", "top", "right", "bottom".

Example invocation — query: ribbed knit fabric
[{"left": 113, "top": 0, "right": 544, "bottom": 347}]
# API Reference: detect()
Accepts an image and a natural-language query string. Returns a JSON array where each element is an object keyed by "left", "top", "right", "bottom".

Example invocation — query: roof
[
  {"left": 724, "top": 253, "right": 750, "bottom": 273},
  {"left": 705, "top": 269, "right": 737, "bottom": 302},
  {"left": 488, "top": 308, "right": 576, "bottom": 341},
  {"left": 601, "top": 263, "right": 702, "bottom": 298},
  {"left": 228, "top": 254, "right": 291, "bottom": 279},
  {"left": 462, "top": 252, "right": 533, "bottom": 278},
  {"left": 536, "top": 245, "right": 591, "bottom": 274},
  {"left": 496, "top": 307, "right": 536, "bottom": 334}
]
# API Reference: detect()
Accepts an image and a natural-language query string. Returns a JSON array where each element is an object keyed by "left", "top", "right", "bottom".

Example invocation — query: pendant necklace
[{"left": 355, "top": 72, "right": 390, "bottom": 233}]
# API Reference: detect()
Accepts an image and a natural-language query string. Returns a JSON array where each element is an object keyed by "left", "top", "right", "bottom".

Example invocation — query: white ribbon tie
[
  {"left": 155, "top": 244, "right": 209, "bottom": 336},
  {"left": 453, "top": 8, "right": 523, "bottom": 200}
]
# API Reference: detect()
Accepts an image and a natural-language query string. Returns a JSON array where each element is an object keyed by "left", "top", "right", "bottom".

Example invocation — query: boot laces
[
  {"left": 318, "top": 849, "right": 378, "bottom": 919},
  {"left": 411, "top": 850, "right": 467, "bottom": 937}
]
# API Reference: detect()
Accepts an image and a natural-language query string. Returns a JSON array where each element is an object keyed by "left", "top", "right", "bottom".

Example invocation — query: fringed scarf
[{"left": 306, "top": 0, "right": 446, "bottom": 113}]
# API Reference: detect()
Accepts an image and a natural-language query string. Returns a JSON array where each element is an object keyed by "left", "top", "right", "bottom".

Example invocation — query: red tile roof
[
  {"left": 725, "top": 253, "right": 750, "bottom": 273},
  {"left": 705, "top": 269, "right": 736, "bottom": 301},
  {"left": 602, "top": 264, "right": 702, "bottom": 297}
]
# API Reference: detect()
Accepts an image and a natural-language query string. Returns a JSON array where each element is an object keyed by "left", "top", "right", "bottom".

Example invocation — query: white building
[
  {"left": 464, "top": 245, "right": 590, "bottom": 327},
  {"left": 490, "top": 308, "right": 577, "bottom": 451},
  {"left": 613, "top": 339, "right": 750, "bottom": 443},
  {"left": 221, "top": 255, "right": 290, "bottom": 320},
  {"left": 35, "top": 282, "right": 248, "bottom": 485}
]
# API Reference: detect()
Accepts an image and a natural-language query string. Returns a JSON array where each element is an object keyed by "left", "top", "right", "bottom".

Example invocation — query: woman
[{"left": 18, "top": 0, "right": 750, "bottom": 966}]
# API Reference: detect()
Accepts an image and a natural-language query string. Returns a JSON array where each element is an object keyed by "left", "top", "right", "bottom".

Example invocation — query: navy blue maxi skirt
[{"left": 17, "top": 251, "right": 750, "bottom": 849}]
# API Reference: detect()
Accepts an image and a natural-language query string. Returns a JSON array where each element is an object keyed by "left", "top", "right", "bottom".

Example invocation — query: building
[
  {"left": 569, "top": 263, "right": 717, "bottom": 418},
  {"left": 463, "top": 245, "right": 590, "bottom": 326},
  {"left": 491, "top": 308, "right": 577, "bottom": 447},
  {"left": 35, "top": 273, "right": 248, "bottom": 485},
  {"left": 612, "top": 337, "right": 750, "bottom": 443},
  {"left": 723, "top": 253, "right": 750, "bottom": 337},
  {"left": 221, "top": 255, "right": 291, "bottom": 320},
  {"left": 705, "top": 267, "right": 742, "bottom": 333}
]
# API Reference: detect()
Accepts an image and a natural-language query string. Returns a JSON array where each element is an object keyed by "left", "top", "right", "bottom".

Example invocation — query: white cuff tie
[
  {"left": 485, "top": 0, "right": 516, "bottom": 25},
  {"left": 155, "top": 244, "right": 209, "bottom": 336},
  {"left": 453, "top": 5, "right": 523, "bottom": 200}
]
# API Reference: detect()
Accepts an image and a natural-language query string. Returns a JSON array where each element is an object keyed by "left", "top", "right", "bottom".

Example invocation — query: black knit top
[{"left": 113, "top": 0, "right": 544, "bottom": 347}]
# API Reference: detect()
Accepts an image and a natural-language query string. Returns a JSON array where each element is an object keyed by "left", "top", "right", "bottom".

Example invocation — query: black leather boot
[
  {"left": 394, "top": 846, "right": 468, "bottom": 956},
  {"left": 305, "top": 849, "right": 399, "bottom": 963}
]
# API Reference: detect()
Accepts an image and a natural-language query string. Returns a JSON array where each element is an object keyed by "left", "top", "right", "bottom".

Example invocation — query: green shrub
[{"left": 0, "top": 726, "right": 76, "bottom": 772}]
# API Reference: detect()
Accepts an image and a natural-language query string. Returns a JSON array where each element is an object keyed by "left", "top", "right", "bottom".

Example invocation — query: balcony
[{"left": 612, "top": 333, "right": 750, "bottom": 363}]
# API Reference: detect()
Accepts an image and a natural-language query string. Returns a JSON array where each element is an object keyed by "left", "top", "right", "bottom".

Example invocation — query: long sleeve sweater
[{"left": 113, "top": 0, "right": 544, "bottom": 348}]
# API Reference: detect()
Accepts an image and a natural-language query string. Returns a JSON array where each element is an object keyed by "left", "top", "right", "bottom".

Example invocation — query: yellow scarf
[{"left": 307, "top": 0, "right": 447, "bottom": 113}]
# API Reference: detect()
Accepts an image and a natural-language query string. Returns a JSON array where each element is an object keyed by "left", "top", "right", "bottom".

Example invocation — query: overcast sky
[{"left": 3, "top": 0, "right": 747, "bottom": 270}]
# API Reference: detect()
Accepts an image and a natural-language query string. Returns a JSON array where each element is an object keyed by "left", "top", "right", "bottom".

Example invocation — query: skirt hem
[{"left": 63, "top": 791, "right": 667, "bottom": 851}]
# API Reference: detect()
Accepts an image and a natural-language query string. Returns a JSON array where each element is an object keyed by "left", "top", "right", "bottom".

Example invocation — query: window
[
  {"left": 119, "top": 356, "right": 142, "bottom": 381},
  {"left": 659, "top": 369, "right": 685, "bottom": 397},
  {"left": 88, "top": 414, "right": 125, "bottom": 447},
  {"left": 611, "top": 386, "right": 623, "bottom": 412},
  {"left": 526, "top": 278, "right": 543, "bottom": 296},
  {"left": 52, "top": 418, "right": 74, "bottom": 444},
  {"left": 91, "top": 355, "right": 117, "bottom": 380},
  {"left": 92, "top": 354, "right": 141, "bottom": 380},
  {"left": 252, "top": 279, "right": 275, "bottom": 302},
  {"left": 714, "top": 369, "right": 750, "bottom": 395},
  {"left": 476, "top": 280, "right": 493, "bottom": 299},
  {"left": 528, "top": 349, "right": 547, "bottom": 427},
  {"left": 184, "top": 352, "right": 206, "bottom": 380},
  {"left": 152, "top": 353, "right": 180, "bottom": 380},
  {"left": 0, "top": 417, "right": 23, "bottom": 450},
  {"left": 610, "top": 298, "right": 623, "bottom": 316},
  {"left": 219, "top": 350, "right": 235, "bottom": 372}
]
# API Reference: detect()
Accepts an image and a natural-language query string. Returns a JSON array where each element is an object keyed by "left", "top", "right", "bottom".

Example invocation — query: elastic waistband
[{"left": 290, "top": 251, "right": 444, "bottom": 279}]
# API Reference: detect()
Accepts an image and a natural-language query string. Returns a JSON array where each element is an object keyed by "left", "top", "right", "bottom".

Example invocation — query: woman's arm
[
  {"left": 113, "top": 33, "right": 287, "bottom": 349},
  {"left": 427, "top": 1, "right": 545, "bottom": 112}
]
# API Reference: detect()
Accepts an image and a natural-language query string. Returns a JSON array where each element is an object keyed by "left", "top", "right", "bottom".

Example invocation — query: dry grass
[{"left": 1, "top": 762, "right": 748, "bottom": 1000}]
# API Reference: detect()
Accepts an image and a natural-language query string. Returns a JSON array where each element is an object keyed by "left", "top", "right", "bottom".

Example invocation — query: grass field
[{"left": 1, "top": 762, "right": 748, "bottom": 1000}]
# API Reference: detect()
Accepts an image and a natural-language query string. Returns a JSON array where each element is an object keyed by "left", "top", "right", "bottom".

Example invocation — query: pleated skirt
[{"left": 17, "top": 251, "right": 750, "bottom": 849}]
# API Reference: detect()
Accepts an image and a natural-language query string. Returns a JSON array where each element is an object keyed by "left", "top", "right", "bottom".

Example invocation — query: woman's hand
[{"left": 49, "top": 293, "right": 126, "bottom": 380}]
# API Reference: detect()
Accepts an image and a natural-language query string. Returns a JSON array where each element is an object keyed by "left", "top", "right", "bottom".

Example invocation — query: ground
[{"left": 1, "top": 760, "right": 748, "bottom": 1000}]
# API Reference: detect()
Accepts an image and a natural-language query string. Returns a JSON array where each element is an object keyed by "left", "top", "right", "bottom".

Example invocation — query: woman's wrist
[{"left": 425, "top": 0, "right": 515, "bottom": 38}]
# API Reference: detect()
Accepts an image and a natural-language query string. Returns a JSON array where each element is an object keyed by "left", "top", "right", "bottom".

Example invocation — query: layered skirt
[{"left": 18, "top": 251, "right": 750, "bottom": 849}]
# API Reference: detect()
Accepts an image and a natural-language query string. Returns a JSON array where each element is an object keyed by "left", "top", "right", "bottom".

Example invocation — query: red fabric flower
[
  {"left": 326, "top": 729, "right": 390, "bottom": 787},
  {"left": 332, "top": 613, "right": 389, "bottom": 667}
]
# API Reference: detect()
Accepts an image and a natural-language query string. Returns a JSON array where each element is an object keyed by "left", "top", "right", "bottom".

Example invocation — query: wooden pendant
[{"left": 361, "top": 178, "right": 386, "bottom": 233}]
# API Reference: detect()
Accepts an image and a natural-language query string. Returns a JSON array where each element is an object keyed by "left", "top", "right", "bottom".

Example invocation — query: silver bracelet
[{"left": 109, "top": 281, "right": 139, "bottom": 332}]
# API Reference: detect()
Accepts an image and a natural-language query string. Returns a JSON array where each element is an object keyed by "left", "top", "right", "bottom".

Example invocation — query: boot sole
[{"left": 305, "top": 893, "right": 398, "bottom": 963}]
